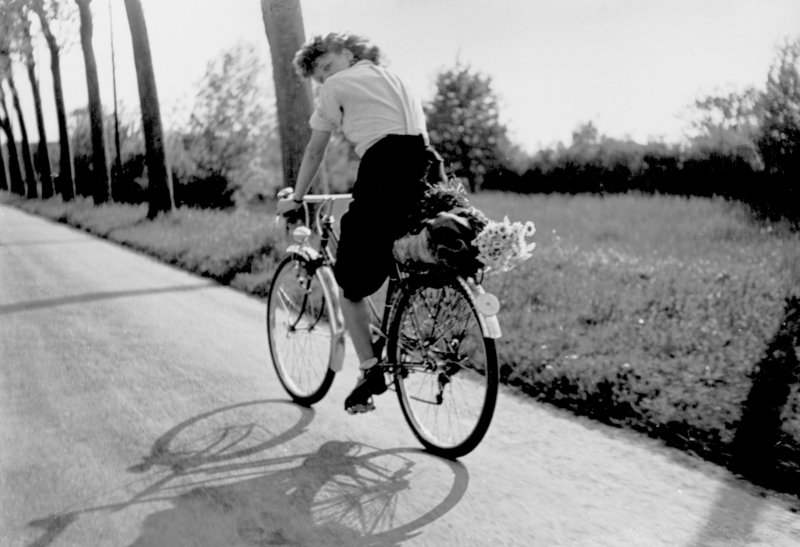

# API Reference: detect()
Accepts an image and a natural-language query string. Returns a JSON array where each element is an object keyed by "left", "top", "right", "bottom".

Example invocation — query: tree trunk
[
  {"left": 74, "top": 0, "right": 110, "bottom": 204},
  {"left": 39, "top": 18, "right": 75, "bottom": 201},
  {"left": 124, "top": 0, "right": 173, "bottom": 218},
  {"left": 0, "top": 138, "right": 7, "bottom": 191},
  {"left": 22, "top": 21, "right": 51, "bottom": 198},
  {"left": 6, "top": 72, "right": 38, "bottom": 198},
  {"left": 22, "top": 60, "right": 42, "bottom": 199},
  {"left": 0, "top": 86, "right": 24, "bottom": 195},
  {"left": 260, "top": 0, "right": 314, "bottom": 189}
]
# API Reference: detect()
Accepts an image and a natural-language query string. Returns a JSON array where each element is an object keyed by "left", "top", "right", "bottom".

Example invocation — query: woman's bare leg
[{"left": 340, "top": 291, "right": 375, "bottom": 365}]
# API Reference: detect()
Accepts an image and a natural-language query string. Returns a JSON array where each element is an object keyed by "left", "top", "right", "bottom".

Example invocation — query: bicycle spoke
[
  {"left": 404, "top": 293, "right": 483, "bottom": 378},
  {"left": 390, "top": 279, "right": 498, "bottom": 457},
  {"left": 267, "top": 256, "right": 335, "bottom": 404},
  {"left": 412, "top": 289, "right": 471, "bottom": 349},
  {"left": 276, "top": 286, "right": 302, "bottom": 316}
]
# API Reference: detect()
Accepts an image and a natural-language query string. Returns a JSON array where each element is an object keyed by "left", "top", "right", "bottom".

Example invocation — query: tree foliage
[
  {"left": 757, "top": 38, "right": 800, "bottom": 181},
  {"left": 168, "top": 42, "right": 280, "bottom": 208},
  {"left": 25, "top": 0, "right": 78, "bottom": 200},
  {"left": 0, "top": 3, "right": 25, "bottom": 195},
  {"left": 690, "top": 87, "right": 763, "bottom": 136},
  {"left": 26, "top": 0, "right": 78, "bottom": 49},
  {"left": 425, "top": 64, "right": 511, "bottom": 191},
  {"left": 69, "top": 106, "right": 146, "bottom": 203},
  {"left": 187, "top": 43, "right": 273, "bottom": 175},
  {"left": 0, "top": 1, "right": 39, "bottom": 196}
]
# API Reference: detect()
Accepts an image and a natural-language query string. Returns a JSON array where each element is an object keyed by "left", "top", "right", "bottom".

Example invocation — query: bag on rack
[{"left": 393, "top": 209, "right": 483, "bottom": 275}]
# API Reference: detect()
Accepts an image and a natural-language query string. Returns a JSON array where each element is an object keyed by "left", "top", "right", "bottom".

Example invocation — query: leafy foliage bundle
[{"left": 407, "top": 177, "right": 488, "bottom": 236}]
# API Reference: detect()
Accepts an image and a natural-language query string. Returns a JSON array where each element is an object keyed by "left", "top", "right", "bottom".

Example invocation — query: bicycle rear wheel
[
  {"left": 267, "top": 255, "right": 336, "bottom": 405},
  {"left": 388, "top": 277, "right": 498, "bottom": 458}
]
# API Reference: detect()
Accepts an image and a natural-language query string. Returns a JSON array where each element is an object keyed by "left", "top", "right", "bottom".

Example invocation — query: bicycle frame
[
  {"left": 271, "top": 191, "right": 503, "bottom": 457},
  {"left": 283, "top": 194, "right": 351, "bottom": 373},
  {"left": 281, "top": 192, "right": 502, "bottom": 375}
]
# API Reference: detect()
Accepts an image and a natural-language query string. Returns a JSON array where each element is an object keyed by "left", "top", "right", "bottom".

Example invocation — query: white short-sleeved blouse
[{"left": 309, "top": 60, "right": 428, "bottom": 157}]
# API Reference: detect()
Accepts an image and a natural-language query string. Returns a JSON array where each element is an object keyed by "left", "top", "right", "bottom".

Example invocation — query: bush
[
  {"left": 172, "top": 41, "right": 282, "bottom": 209},
  {"left": 68, "top": 106, "right": 148, "bottom": 205}
]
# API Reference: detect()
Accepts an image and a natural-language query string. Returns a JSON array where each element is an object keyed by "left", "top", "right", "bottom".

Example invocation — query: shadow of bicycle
[
  {"left": 28, "top": 399, "right": 469, "bottom": 547},
  {"left": 129, "top": 441, "right": 469, "bottom": 547}
]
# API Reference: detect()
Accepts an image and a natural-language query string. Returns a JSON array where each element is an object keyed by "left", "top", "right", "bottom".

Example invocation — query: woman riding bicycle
[{"left": 277, "top": 32, "right": 431, "bottom": 414}]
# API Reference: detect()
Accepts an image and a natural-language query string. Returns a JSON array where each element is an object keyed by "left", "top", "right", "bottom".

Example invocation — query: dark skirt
[{"left": 334, "top": 134, "right": 428, "bottom": 300}]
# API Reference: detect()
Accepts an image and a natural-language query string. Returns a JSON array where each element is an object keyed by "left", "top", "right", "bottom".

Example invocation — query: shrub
[
  {"left": 172, "top": 41, "right": 282, "bottom": 209},
  {"left": 68, "top": 106, "right": 148, "bottom": 204},
  {"left": 425, "top": 63, "right": 515, "bottom": 191}
]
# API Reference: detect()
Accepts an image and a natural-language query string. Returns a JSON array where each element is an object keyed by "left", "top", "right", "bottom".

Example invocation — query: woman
[{"left": 278, "top": 33, "right": 431, "bottom": 414}]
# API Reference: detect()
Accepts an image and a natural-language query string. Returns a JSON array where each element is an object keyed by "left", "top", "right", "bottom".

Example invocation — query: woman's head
[{"left": 293, "top": 33, "right": 381, "bottom": 81}]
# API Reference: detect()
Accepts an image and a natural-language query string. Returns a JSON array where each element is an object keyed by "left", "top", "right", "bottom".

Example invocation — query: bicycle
[{"left": 266, "top": 190, "right": 502, "bottom": 459}]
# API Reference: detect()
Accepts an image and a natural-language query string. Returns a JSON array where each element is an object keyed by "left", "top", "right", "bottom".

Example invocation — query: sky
[{"left": 8, "top": 0, "right": 800, "bottom": 153}]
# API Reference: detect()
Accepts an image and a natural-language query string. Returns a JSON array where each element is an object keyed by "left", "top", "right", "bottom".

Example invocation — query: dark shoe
[{"left": 344, "top": 364, "right": 387, "bottom": 414}]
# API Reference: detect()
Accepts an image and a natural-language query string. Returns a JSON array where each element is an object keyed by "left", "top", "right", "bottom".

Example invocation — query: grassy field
[
  {"left": 4, "top": 190, "right": 800, "bottom": 492},
  {"left": 471, "top": 194, "right": 800, "bottom": 477}
]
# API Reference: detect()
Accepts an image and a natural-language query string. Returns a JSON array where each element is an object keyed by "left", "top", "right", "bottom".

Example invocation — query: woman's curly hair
[{"left": 293, "top": 33, "right": 382, "bottom": 78}]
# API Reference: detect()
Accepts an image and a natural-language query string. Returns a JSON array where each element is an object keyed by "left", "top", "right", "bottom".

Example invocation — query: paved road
[{"left": 1, "top": 204, "right": 799, "bottom": 547}]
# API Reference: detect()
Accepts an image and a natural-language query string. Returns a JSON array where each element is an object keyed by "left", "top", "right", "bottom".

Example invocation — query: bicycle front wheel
[
  {"left": 388, "top": 277, "right": 498, "bottom": 458},
  {"left": 267, "top": 255, "right": 336, "bottom": 405}
]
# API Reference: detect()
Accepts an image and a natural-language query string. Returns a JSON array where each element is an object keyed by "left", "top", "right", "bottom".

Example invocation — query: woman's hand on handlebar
[
  {"left": 276, "top": 187, "right": 303, "bottom": 217},
  {"left": 277, "top": 196, "right": 303, "bottom": 216}
]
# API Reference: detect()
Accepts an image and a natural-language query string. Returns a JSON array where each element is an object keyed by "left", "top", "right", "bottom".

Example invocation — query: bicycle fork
[{"left": 315, "top": 263, "right": 347, "bottom": 373}]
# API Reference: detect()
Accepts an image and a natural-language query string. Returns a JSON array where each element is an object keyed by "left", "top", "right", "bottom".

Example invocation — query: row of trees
[
  {"left": 0, "top": 0, "right": 314, "bottom": 217},
  {"left": 1, "top": 0, "right": 798, "bottom": 223},
  {"left": 425, "top": 38, "right": 800, "bottom": 221},
  {"left": 0, "top": 0, "right": 171, "bottom": 216}
]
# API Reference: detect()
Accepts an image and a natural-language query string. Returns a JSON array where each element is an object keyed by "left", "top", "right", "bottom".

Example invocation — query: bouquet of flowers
[{"left": 472, "top": 216, "right": 536, "bottom": 273}]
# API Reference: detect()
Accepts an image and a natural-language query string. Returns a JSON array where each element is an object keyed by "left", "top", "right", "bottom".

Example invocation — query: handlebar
[
  {"left": 276, "top": 188, "right": 352, "bottom": 237},
  {"left": 277, "top": 187, "right": 351, "bottom": 204},
  {"left": 299, "top": 193, "right": 352, "bottom": 203}
]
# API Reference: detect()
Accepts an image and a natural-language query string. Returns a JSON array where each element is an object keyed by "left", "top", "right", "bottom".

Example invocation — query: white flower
[
  {"left": 471, "top": 216, "right": 537, "bottom": 274},
  {"left": 524, "top": 221, "right": 536, "bottom": 237}
]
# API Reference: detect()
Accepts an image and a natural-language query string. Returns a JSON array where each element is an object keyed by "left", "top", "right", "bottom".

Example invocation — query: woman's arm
[
  {"left": 294, "top": 129, "right": 332, "bottom": 199},
  {"left": 277, "top": 129, "right": 332, "bottom": 214}
]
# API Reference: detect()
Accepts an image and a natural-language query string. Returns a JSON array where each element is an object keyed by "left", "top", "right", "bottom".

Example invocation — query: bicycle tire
[
  {"left": 387, "top": 276, "right": 499, "bottom": 458},
  {"left": 266, "top": 255, "right": 336, "bottom": 405}
]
